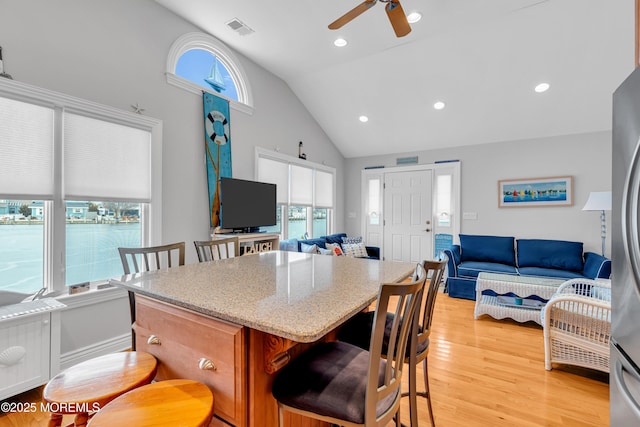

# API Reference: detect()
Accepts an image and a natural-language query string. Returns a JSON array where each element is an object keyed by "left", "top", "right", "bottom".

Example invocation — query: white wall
[
  {"left": 0, "top": 0, "right": 345, "bottom": 264},
  {"left": 345, "top": 131, "right": 612, "bottom": 257},
  {"left": 0, "top": 0, "right": 344, "bottom": 363}
]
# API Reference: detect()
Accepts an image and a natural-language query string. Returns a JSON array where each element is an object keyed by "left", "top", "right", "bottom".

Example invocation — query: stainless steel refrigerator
[{"left": 612, "top": 65, "right": 640, "bottom": 425}]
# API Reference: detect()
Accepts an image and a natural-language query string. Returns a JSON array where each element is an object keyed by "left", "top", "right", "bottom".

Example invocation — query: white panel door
[{"left": 383, "top": 170, "right": 433, "bottom": 262}]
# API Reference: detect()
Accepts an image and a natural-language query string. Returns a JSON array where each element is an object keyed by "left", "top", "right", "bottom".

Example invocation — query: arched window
[{"left": 166, "top": 32, "right": 253, "bottom": 115}]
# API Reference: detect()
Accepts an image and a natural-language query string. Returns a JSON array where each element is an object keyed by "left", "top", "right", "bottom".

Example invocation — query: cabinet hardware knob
[
  {"left": 198, "top": 358, "right": 216, "bottom": 371},
  {"left": 147, "top": 335, "right": 161, "bottom": 345},
  {"left": 425, "top": 228, "right": 431, "bottom": 232}
]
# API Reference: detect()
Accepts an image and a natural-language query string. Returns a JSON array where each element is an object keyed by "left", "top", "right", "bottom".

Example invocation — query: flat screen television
[{"left": 220, "top": 177, "right": 276, "bottom": 232}]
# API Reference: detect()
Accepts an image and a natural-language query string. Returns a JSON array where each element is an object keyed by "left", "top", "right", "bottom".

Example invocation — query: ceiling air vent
[
  {"left": 226, "top": 18, "right": 255, "bottom": 36},
  {"left": 396, "top": 156, "right": 418, "bottom": 166}
]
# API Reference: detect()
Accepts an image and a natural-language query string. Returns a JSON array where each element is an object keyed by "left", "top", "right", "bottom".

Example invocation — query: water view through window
[{"left": 0, "top": 200, "right": 142, "bottom": 293}]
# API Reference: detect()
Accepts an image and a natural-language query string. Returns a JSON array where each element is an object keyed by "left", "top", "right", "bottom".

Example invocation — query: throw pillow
[
  {"left": 326, "top": 243, "right": 344, "bottom": 256},
  {"left": 318, "top": 247, "right": 334, "bottom": 255},
  {"left": 342, "top": 242, "right": 369, "bottom": 258},
  {"left": 342, "top": 236, "right": 363, "bottom": 245},
  {"left": 300, "top": 243, "right": 319, "bottom": 254}
]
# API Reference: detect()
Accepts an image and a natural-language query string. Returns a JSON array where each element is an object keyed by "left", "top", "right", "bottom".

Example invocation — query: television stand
[{"left": 212, "top": 232, "right": 280, "bottom": 255}]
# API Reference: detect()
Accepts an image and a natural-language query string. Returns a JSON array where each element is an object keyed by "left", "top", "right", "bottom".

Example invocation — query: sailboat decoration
[{"left": 204, "top": 56, "right": 226, "bottom": 93}]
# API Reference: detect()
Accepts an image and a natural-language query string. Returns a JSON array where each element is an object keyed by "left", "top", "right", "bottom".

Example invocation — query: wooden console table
[
  {"left": 111, "top": 251, "right": 414, "bottom": 427},
  {"left": 213, "top": 232, "right": 280, "bottom": 255}
]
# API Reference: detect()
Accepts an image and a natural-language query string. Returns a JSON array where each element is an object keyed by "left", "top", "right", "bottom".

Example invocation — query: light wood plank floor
[{"left": 0, "top": 293, "right": 609, "bottom": 427}]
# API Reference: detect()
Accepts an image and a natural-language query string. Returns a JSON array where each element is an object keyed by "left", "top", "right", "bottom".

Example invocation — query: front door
[{"left": 383, "top": 170, "right": 433, "bottom": 262}]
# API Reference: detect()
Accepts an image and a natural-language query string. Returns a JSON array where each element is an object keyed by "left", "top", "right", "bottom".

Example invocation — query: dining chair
[
  {"left": 337, "top": 258, "right": 447, "bottom": 427},
  {"left": 118, "top": 242, "right": 185, "bottom": 350},
  {"left": 193, "top": 236, "right": 240, "bottom": 262},
  {"left": 272, "top": 263, "right": 427, "bottom": 427}
]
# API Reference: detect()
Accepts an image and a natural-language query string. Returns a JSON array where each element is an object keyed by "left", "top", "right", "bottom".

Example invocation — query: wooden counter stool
[
  {"left": 86, "top": 379, "right": 214, "bottom": 427},
  {"left": 43, "top": 351, "right": 157, "bottom": 427}
]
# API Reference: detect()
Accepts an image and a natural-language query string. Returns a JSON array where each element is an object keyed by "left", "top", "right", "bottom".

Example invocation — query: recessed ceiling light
[
  {"left": 359, "top": 115, "right": 369, "bottom": 123},
  {"left": 535, "top": 83, "right": 550, "bottom": 93},
  {"left": 334, "top": 38, "right": 348, "bottom": 47},
  {"left": 433, "top": 101, "right": 445, "bottom": 110},
  {"left": 407, "top": 12, "right": 422, "bottom": 23}
]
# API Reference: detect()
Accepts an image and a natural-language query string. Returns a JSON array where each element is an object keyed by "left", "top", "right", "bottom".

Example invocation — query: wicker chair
[{"left": 542, "top": 278, "right": 611, "bottom": 373}]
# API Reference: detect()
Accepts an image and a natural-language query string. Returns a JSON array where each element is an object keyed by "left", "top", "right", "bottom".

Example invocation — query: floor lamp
[{"left": 582, "top": 191, "right": 612, "bottom": 256}]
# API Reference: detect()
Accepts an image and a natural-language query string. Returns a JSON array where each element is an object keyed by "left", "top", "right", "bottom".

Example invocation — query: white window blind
[
  {"left": 0, "top": 97, "right": 54, "bottom": 197},
  {"left": 63, "top": 113, "right": 152, "bottom": 202},
  {"left": 290, "top": 165, "right": 313, "bottom": 205},
  {"left": 315, "top": 170, "right": 333, "bottom": 208},
  {"left": 258, "top": 157, "right": 288, "bottom": 204}
]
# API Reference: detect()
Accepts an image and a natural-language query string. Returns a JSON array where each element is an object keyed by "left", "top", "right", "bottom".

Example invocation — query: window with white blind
[
  {"left": 255, "top": 148, "right": 335, "bottom": 239},
  {"left": 0, "top": 79, "right": 162, "bottom": 294}
]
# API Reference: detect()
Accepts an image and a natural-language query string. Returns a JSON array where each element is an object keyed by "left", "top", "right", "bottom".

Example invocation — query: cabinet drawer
[{"left": 135, "top": 296, "right": 246, "bottom": 427}]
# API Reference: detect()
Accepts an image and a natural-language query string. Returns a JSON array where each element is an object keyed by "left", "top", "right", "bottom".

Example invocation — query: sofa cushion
[
  {"left": 323, "top": 233, "right": 347, "bottom": 246},
  {"left": 459, "top": 234, "right": 515, "bottom": 266},
  {"left": 517, "top": 239, "right": 584, "bottom": 272},
  {"left": 279, "top": 238, "right": 298, "bottom": 252},
  {"left": 298, "top": 237, "right": 328, "bottom": 251},
  {"left": 457, "top": 261, "right": 518, "bottom": 278},
  {"left": 517, "top": 266, "right": 584, "bottom": 280},
  {"left": 301, "top": 243, "right": 319, "bottom": 254}
]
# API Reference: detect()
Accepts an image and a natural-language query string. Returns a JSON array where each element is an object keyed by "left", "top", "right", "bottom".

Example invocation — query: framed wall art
[{"left": 498, "top": 176, "right": 573, "bottom": 207}]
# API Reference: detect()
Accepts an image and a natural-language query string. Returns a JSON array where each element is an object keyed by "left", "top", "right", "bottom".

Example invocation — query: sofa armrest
[
  {"left": 583, "top": 252, "right": 611, "bottom": 279},
  {"left": 365, "top": 246, "right": 380, "bottom": 260},
  {"left": 443, "top": 245, "right": 461, "bottom": 278}
]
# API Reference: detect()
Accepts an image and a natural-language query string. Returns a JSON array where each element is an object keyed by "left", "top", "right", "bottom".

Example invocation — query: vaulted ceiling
[{"left": 155, "top": 0, "right": 633, "bottom": 158}]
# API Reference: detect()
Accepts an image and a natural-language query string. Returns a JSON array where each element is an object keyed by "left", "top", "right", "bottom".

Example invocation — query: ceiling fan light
[
  {"left": 334, "top": 38, "right": 348, "bottom": 47},
  {"left": 407, "top": 12, "right": 422, "bottom": 23}
]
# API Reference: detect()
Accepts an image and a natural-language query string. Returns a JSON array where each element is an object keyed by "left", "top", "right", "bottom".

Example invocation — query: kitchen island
[{"left": 110, "top": 250, "right": 415, "bottom": 427}]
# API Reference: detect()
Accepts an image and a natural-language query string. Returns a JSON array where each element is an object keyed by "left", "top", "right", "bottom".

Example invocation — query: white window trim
[
  {"left": 0, "top": 77, "right": 162, "bottom": 294},
  {"left": 166, "top": 32, "right": 254, "bottom": 116},
  {"left": 255, "top": 147, "right": 336, "bottom": 239}
]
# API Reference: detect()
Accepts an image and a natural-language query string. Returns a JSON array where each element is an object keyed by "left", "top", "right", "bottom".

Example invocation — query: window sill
[{"left": 56, "top": 284, "right": 127, "bottom": 310}]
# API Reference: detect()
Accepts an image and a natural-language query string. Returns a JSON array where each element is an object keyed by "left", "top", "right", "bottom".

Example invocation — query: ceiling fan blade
[
  {"left": 385, "top": 0, "right": 411, "bottom": 37},
  {"left": 328, "top": 0, "right": 378, "bottom": 30}
]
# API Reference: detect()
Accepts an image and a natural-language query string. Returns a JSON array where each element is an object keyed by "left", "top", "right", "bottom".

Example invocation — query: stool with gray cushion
[
  {"left": 272, "top": 263, "right": 427, "bottom": 427},
  {"left": 338, "top": 258, "right": 447, "bottom": 426}
]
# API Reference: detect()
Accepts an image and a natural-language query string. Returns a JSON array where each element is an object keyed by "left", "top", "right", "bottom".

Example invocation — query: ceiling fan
[{"left": 328, "top": 0, "right": 411, "bottom": 38}]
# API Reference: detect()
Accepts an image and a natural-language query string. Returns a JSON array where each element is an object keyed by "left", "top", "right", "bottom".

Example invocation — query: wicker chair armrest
[{"left": 555, "top": 278, "right": 604, "bottom": 296}]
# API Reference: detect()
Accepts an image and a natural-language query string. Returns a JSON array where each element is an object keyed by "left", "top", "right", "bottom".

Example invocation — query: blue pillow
[
  {"left": 517, "top": 239, "right": 584, "bottom": 272},
  {"left": 459, "top": 234, "right": 515, "bottom": 265}
]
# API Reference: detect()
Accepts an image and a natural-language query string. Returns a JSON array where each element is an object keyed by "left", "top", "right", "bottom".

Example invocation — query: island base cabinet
[
  {"left": 248, "top": 329, "right": 330, "bottom": 427},
  {"left": 134, "top": 296, "right": 246, "bottom": 427}
]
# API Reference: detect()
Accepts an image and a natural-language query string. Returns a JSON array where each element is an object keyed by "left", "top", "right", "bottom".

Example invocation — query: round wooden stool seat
[
  {"left": 43, "top": 351, "right": 157, "bottom": 427},
  {"left": 86, "top": 379, "right": 215, "bottom": 427}
]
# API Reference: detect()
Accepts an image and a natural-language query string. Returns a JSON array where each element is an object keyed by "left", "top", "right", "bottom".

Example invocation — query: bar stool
[
  {"left": 43, "top": 351, "right": 157, "bottom": 427},
  {"left": 86, "top": 379, "right": 214, "bottom": 427}
]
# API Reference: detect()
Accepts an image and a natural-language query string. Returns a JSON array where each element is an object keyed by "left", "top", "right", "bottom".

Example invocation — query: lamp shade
[{"left": 582, "top": 191, "right": 612, "bottom": 211}]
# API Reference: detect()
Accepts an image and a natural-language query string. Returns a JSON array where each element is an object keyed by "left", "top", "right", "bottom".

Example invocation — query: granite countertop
[{"left": 110, "top": 251, "right": 415, "bottom": 342}]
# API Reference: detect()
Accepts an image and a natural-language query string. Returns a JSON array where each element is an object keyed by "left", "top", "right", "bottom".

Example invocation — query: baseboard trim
[{"left": 59, "top": 334, "right": 130, "bottom": 371}]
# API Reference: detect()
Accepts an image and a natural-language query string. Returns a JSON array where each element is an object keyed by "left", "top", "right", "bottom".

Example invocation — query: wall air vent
[
  {"left": 396, "top": 156, "right": 418, "bottom": 166},
  {"left": 226, "top": 18, "right": 255, "bottom": 36}
]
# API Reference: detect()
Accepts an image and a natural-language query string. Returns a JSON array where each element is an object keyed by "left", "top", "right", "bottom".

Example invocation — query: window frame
[
  {"left": 166, "top": 32, "right": 254, "bottom": 115},
  {"left": 255, "top": 148, "right": 336, "bottom": 239},
  {"left": 0, "top": 78, "right": 162, "bottom": 294}
]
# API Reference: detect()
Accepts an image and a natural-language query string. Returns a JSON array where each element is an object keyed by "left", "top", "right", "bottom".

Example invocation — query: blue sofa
[
  {"left": 279, "top": 233, "right": 380, "bottom": 260},
  {"left": 444, "top": 234, "right": 611, "bottom": 300}
]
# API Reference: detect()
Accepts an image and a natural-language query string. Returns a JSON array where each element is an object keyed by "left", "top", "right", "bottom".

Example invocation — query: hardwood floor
[{"left": 0, "top": 293, "right": 609, "bottom": 427}]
